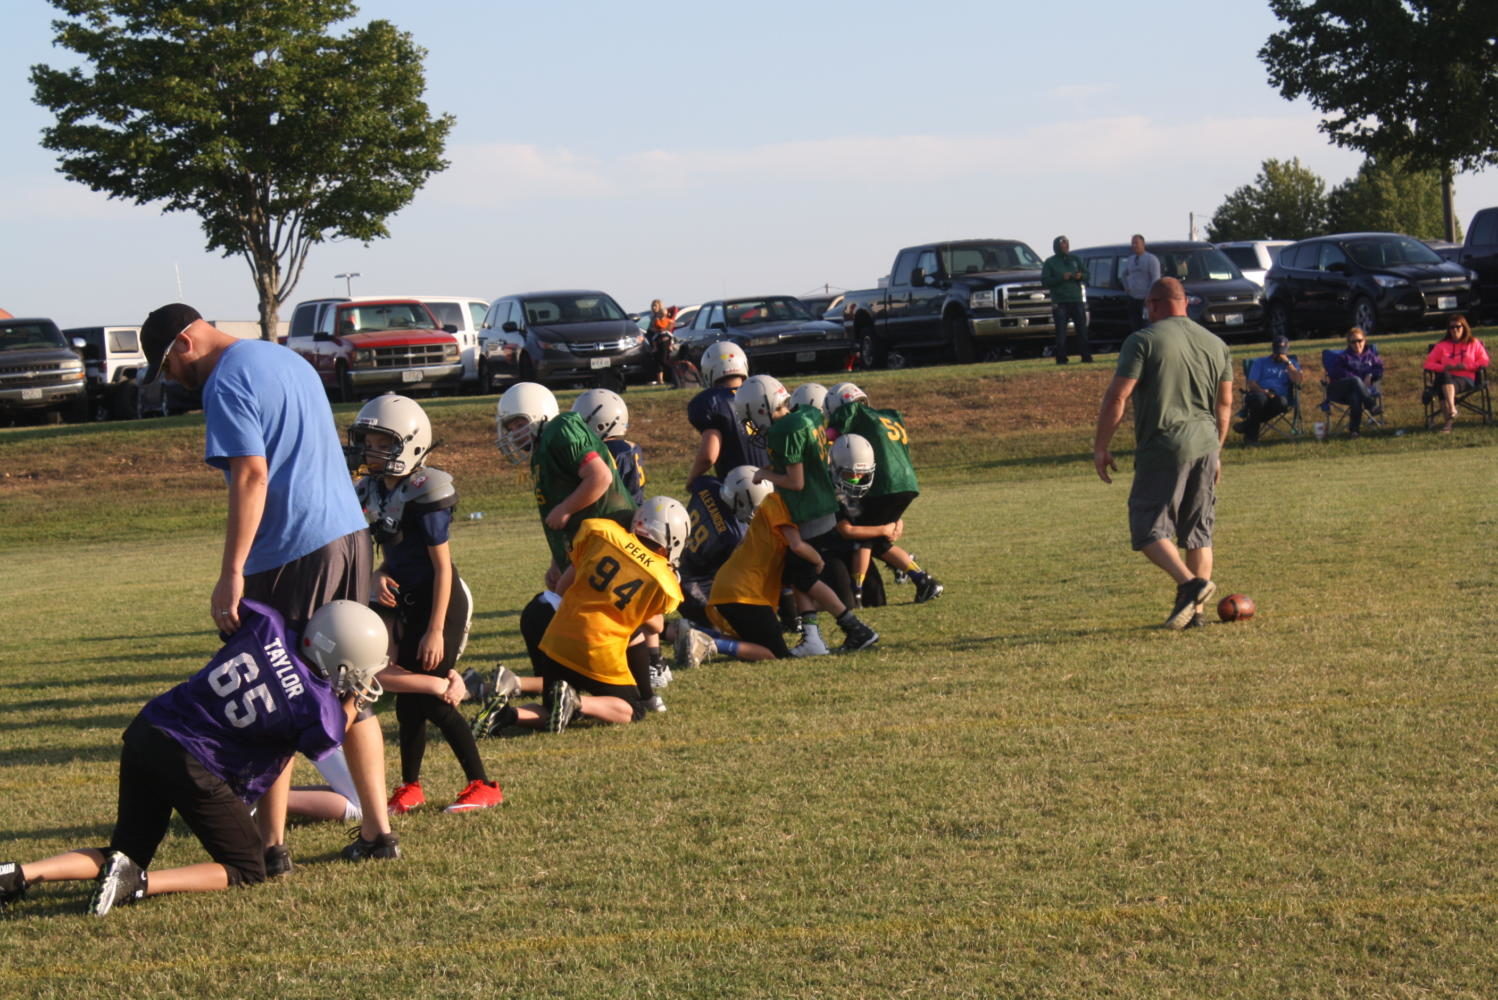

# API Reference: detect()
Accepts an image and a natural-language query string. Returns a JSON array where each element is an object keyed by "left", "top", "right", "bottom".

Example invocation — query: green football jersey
[
  {"left": 827, "top": 401, "right": 919, "bottom": 496},
  {"left": 531, "top": 412, "right": 637, "bottom": 567},
  {"left": 766, "top": 405, "right": 837, "bottom": 526}
]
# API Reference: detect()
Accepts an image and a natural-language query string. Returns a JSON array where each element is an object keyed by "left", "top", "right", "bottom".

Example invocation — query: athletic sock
[
  {"left": 908, "top": 570, "right": 928, "bottom": 585},
  {"left": 715, "top": 637, "right": 741, "bottom": 658}
]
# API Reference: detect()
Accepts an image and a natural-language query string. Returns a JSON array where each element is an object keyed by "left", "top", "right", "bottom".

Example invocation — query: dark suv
[
  {"left": 0, "top": 318, "right": 88, "bottom": 424},
  {"left": 1073, "top": 240, "right": 1263, "bottom": 340},
  {"left": 1264, "top": 232, "right": 1475, "bottom": 338}
]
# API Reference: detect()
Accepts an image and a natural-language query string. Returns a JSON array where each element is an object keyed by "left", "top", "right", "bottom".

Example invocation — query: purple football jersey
[{"left": 138, "top": 600, "right": 348, "bottom": 802}]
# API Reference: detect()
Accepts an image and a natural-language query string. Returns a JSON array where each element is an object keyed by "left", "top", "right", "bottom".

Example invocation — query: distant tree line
[{"left": 1205, "top": 156, "right": 1457, "bottom": 244}]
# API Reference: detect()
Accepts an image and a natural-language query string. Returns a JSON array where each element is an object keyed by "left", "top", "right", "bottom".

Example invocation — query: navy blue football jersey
[{"left": 687, "top": 385, "right": 768, "bottom": 477}]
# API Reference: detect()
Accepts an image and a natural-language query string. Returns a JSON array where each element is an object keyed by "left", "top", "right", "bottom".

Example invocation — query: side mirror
[
  {"left": 910, "top": 267, "right": 926, "bottom": 287},
  {"left": 71, "top": 336, "right": 88, "bottom": 351},
  {"left": 442, "top": 323, "right": 459, "bottom": 334},
  {"left": 501, "top": 321, "right": 519, "bottom": 333}
]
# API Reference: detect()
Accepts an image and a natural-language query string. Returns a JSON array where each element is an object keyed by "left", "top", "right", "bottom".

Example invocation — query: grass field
[{"left": 1, "top": 332, "right": 1495, "bottom": 998}]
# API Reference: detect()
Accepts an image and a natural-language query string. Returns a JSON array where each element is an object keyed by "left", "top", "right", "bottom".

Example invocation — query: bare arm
[
  {"left": 214, "top": 455, "right": 269, "bottom": 631},
  {"left": 545, "top": 453, "right": 612, "bottom": 531},
  {"left": 756, "top": 461, "right": 804, "bottom": 491},
  {"left": 1215, "top": 379, "right": 1233, "bottom": 447},
  {"left": 1092, "top": 375, "right": 1136, "bottom": 484},
  {"left": 778, "top": 523, "right": 823, "bottom": 572},
  {"left": 685, "top": 429, "right": 722, "bottom": 487},
  {"left": 417, "top": 541, "right": 453, "bottom": 672}
]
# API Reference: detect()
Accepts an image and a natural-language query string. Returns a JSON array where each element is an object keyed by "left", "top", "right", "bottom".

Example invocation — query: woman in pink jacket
[{"left": 1423, "top": 315, "right": 1490, "bottom": 433}]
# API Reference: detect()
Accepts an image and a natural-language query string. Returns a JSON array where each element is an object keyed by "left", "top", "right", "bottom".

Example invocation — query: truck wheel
[
  {"left": 1350, "top": 297, "right": 1376, "bottom": 336},
  {"left": 336, "top": 363, "right": 356, "bottom": 404},
  {"left": 518, "top": 355, "right": 538, "bottom": 384},
  {"left": 478, "top": 359, "right": 497, "bottom": 395},
  {"left": 946, "top": 311, "right": 976, "bottom": 364},
  {"left": 857, "top": 328, "right": 885, "bottom": 370}
]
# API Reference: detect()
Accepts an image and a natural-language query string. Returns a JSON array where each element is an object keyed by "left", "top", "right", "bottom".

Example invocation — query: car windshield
[
  {"left": 723, "top": 297, "right": 813, "bottom": 326},
  {"left": 522, "top": 294, "right": 627, "bottom": 325},
  {"left": 1218, "top": 246, "right": 1260, "bottom": 271},
  {"left": 0, "top": 322, "right": 67, "bottom": 351},
  {"left": 1157, "top": 249, "right": 1242, "bottom": 282},
  {"left": 339, "top": 303, "right": 433, "bottom": 333},
  {"left": 941, "top": 243, "right": 1043, "bottom": 274},
  {"left": 1344, "top": 236, "right": 1443, "bottom": 268},
  {"left": 423, "top": 302, "right": 465, "bottom": 329}
]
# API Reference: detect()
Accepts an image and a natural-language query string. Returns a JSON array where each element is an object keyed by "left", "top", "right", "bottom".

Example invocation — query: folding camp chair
[
  {"left": 1422, "top": 344, "right": 1493, "bottom": 428},
  {"left": 1318, "top": 347, "right": 1385, "bottom": 434},
  {"left": 1239, "top": 356, "right": 1301, "bottom": 441}
]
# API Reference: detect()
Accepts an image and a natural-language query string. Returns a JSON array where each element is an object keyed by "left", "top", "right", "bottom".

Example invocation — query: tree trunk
[
  {"left": 255, "top": 257, "right": 280, "bottom": 342},
  {"left": 1441, "top": 165, "right": 1457, "bottom": 243}
]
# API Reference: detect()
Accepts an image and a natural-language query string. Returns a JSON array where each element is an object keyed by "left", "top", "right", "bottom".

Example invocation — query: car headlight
[
  {"left": 536, "top": 338, "right": 561, "bottom": 351},
  {"left": 1187, "top": 294, "right": 1204, "bottom": 307},
  {"left": 970, "top": 290, "right": 996, "bottom": 310},
  {"left": 443, "top": 343, "right": 458, "bottom": 362},
  {"left": 1372, "top": 274, "right": 1409, "bottom": 289},
  {"left": 62, "top": 366, "right": 86, "bottom": 382},
  {"left": 748, "top": 335, "right": 778, "bottom": 348},
  {"left": 350, "top": 349, "right": 374, "bottom": 367}
]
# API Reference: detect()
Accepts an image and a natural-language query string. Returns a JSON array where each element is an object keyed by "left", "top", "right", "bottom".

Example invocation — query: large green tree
[
  {"left": 31, "top": 0, "right": 453, "bottom": 339},
  {"left": 1260, "top": 0, "right": 1498, "bottom": 241},
  {"left": 1326, "top": 157, "right": 1456, "bottom": 240},
  {"left": 1206, "top": 157, "right": 1328, "bottom": 242}
]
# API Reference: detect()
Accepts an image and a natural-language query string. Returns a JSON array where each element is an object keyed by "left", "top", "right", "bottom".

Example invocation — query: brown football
[{"left": 1217, "top": 593, "right": 1256, "bottom": 622}]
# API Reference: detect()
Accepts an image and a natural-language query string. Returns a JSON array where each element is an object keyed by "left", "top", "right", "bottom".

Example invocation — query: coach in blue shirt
[{"left": 1235, "top": 334, "right": 1303, "bottom": 443}]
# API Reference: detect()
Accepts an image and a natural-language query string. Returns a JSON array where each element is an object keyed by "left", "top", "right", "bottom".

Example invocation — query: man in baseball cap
[
  {"left": 138, "top": 303, "right": 204, "bottom": 385},
  {"left": 1236, "top": 333, "right": 1302, "bottom": 444}
]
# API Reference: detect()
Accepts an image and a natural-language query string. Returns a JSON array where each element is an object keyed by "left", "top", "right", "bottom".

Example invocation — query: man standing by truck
[
  {"left": 1041, "top": 235, "right": 1092, "bottom": 364},
  {"left": 1120, "top": 234, "right": 1162, "bottom": 332}
]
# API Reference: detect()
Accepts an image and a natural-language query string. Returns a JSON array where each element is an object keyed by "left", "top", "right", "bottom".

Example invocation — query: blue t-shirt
[
  {"left": 203, "top": 340, "right": 366, "bottom": 575},
  {"left": 1246, "top": 355, "right": 1295, "bottom": 398},
  {"left": 136, "top": 600, "right": 347, "bottom": 802}
]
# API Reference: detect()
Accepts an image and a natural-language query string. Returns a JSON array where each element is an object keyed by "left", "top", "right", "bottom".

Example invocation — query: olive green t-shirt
[{"left": 1114, "top": 316, "right": 1232, "bottom": 469}]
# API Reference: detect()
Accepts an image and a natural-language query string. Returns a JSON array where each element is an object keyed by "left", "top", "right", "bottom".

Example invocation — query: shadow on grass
[
  {"left": 0, "top": 711, "right": 139, "bottom": 735},
  {"left": 0, "top": 671, "right": 185, "bottom": 692},
  {"left": 0, "top": 744, "right": 124, "bottom": 768},
  {"left": 0, "top": 821, "right": 113, "bottom": 846}
]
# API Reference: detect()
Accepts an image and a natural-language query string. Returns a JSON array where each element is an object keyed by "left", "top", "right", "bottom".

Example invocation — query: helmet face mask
[
  {"left": 571, "top": 387, "right": 628, "bottom": 439},
  {"left": 830, "top": 433, "right": 877, "bottom": 500},
  {"left": 631, "top": 496, "right": 690, "bottom": 566},
  {"left": 301, "top": 600, "right": 389, "bottom": 709},
  {"left": 496, "top": 382, "right": 560, "bottom": 463},
  {"left": 348, "top": 393, "right": 433, "bottom": 477},
  {"left": 732, "top": 374, "right": 789, "bottom": 435},
  {"left": 720, "top": 465, "right": 773, "bottom": 521}
]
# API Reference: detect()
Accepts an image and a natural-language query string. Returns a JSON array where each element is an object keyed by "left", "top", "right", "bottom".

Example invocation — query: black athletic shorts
[
  {"left": 113, "top": 716, "right": 266, "bottom": 887},
  {"left": 534, "top": 650, "right": 645, "bottom": 722},
  {"left": 710, "top": 602, "right": 791, "bottom": 658}
]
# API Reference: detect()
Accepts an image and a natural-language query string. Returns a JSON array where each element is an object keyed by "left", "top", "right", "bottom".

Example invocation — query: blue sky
[{"left": 4, "top": 0, "right": 1496, "bottom": 328}]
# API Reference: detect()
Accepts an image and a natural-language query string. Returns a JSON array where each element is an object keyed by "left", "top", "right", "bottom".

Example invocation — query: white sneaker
[
  {"left": 643, "top": 695, "right": 667, "bottom": 713},
  {"left": 648, "top": 662, "right": 673, "bottom": 690},
  {"left": 789, "top": 624, "right": 829, "bottom": 657},
  {"left": 675, "top": 626, "right": 716, "bottom": 669}
]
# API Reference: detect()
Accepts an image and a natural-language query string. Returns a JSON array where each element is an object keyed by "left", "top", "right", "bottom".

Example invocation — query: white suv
[{"left": 1215, "top": 241, "right": 1292, "bottom": 287}]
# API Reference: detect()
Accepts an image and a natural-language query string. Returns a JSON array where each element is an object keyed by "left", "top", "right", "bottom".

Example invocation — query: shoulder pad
[{"left": 397, "top": 467, "right": 458, "bottom": 508}]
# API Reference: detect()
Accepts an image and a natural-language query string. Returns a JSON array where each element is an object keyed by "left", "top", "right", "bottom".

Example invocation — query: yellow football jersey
[
  {"left": 707, "top": 492, "right": 794, "bottom": 610},
  {"left": 541, "top": 518, "right": 683, "bottom": 686}
]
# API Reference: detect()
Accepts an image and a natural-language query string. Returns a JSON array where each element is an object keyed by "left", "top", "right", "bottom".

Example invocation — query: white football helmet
[
  {"left": 632, "top": 495, "right": 691, "bottom": 566},
  {"left": 495, "top": 382, "right": 559, "bottom": 463},
  {"left": 829, "top": 432, "right": 877, "bottom": 499},
  {"left": 825, "top": 381, "right": 868, "bottom": 416},
  {"left": 347, "top": 393, "right": 432, "bottom": 476},
  {"left": 300, "top": 600, "right": 388, "bottom": 707},
  {"left": 720, "top": 465, "right": 773, "bottom": 522},
  {"left": 700, "top": 341, "right": 749, "bottom": 385},
  {"left": 788, "top": 382, "right": 828, "bottom": 414},
  {"left": 732, "top": 374, "right": 789, "bottom": 433},
  {"left": 571, "top": 387, "right": 628, "bottom": 439}
]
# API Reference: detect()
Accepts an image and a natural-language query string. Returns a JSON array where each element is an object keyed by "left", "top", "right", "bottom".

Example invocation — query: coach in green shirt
[{"left": 1092, "top": 277, "right": 1232, "bottom": 630}]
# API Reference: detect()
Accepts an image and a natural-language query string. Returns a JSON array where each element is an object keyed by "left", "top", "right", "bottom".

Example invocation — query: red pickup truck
[{"left": 285, "top": 298, "right": 462, "bottom": 402}]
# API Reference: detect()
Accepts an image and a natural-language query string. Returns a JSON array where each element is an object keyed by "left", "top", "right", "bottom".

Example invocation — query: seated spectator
[
  {"left": 1321, "top": 327, "right": 1383, "bottom": 438},
  {"left": 1422, "top": 314, "right": 1490, "bottom": 433},
  {"left": 1235, "top": 334, "right": 1303, "bottom": 443}
]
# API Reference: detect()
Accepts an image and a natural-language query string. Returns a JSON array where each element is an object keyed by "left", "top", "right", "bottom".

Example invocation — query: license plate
[
  {"left": 1438, "top": 295, "right": 1456, "bottom": 310},
  {"left": 21, "top": 388, "right": 41, "bottom": 400},
  {"left": 796, "top": 351, "right": 816, "bottom": 363},
  {"left": 1225, "top": 313, "right": 1244, "bottom": 326},
  {"left": 402, "top": 369, "right": 423, "bottom": 383},
  {"left": 589, "top": 357, "right": 611, "bottom": 370}
]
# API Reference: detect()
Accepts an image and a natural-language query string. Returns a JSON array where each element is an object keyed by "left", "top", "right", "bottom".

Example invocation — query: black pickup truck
[
  {"left": 836, "top": 239, "right": 1054, "bottom": 368},
  {"left": 1457, "top": 206, "right": 1497, "bottom": 320}
]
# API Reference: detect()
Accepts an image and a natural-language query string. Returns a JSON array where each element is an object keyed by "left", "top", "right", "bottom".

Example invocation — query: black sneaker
[
  {"left": 1165, "top": 578, "right": 1216, "bottom": 630},
  {"left": 914, "top": 576, "right": 944, "bottom": 603},
  {"left": 264, "top": 844, "right": 293, "bottom": 878},
  {"left": 89, "top": 851, "right": 147, "bottom": 916},
  {"left": 341, "top": 829, "right": 401, "bottom": 862},
  {"left": 840, "top": 619, "right": 880, "bottom": 652},
  {"left": 0, "top": 861, "right": 29, "bottom": 911},
  {"left": 546, "top": 679, "right": 581, "bottom": 734}
]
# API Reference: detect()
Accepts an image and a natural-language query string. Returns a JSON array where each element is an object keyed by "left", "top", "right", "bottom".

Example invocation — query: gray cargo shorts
[{"left": 1128, "top": 453, "right": 1218, "bottom": 551}]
